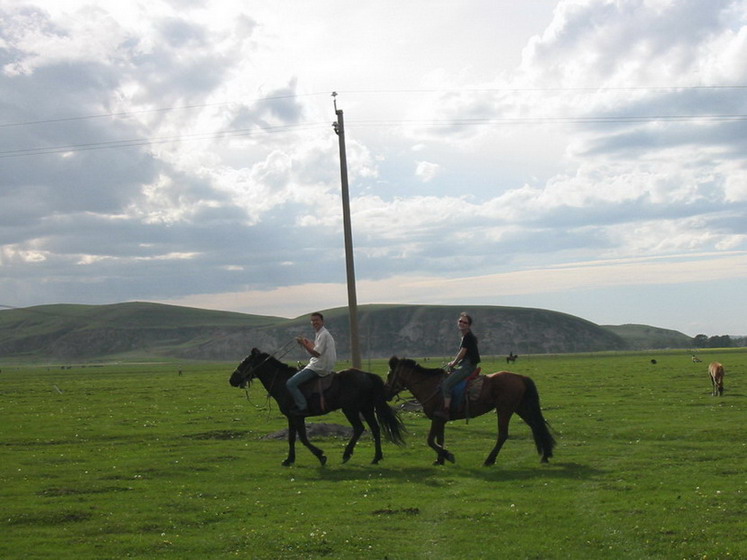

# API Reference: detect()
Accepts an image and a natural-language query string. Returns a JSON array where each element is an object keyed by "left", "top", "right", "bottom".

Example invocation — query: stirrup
[{"left": 433, "top": 408, "right": 449, "bottom": 420}]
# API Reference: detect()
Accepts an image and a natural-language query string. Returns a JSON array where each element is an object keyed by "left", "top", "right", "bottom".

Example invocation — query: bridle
[
  {"left": 387, "top": 360, "right": 443, "bottom": 407},
  {"left": 385, "top": 363, "right": 411, "bottom": 406},
  {"left": 236, "top": 339, "right": 297, "bottom": 393}
]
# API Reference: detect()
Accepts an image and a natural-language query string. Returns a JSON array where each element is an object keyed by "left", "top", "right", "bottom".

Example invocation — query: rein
[
  {"left": 390, "top": 362, "right": 443, "bottom": 407},
  {"left": 240, "top": 339, "right": 297, "bottom": 403}
]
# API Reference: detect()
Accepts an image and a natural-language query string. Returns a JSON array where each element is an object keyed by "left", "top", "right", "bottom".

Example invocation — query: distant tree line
[{"left": 692, "top": 334, "right": 746, "bottom": 348}]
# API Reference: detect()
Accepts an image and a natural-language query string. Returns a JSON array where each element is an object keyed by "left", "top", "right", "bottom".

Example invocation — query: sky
[{"left": 1, "top": 0, "right": 746, "bottom": 337}]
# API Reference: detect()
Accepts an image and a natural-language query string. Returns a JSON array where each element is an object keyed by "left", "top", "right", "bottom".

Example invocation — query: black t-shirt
[{"left": 460, "top": 330, "right": 480, "bottom": 365}]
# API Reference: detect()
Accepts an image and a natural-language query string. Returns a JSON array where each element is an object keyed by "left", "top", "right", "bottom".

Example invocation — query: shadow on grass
[
  {"left": 460, "top": 461, "right": 604, "bottom": 482},
  {"left": 314, "top": 460, "right": 603, "bottom": 484}
]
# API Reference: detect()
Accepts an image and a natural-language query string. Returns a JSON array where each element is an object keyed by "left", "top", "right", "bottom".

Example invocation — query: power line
[
  {"left": 2, "top": 85, "right": 746, "bottom": 159},
  {"left": 2, "top": 85, "right": 745, "bottom": 130},
  {"left": 1, "top": 112, "right": 745, "bottom": 159},
  {"left": 0, "top": 91, "right": 330, "bottom": 129},
  {"left": 343, "top": 84, "right": 747, "bottom": 95},
  {"left": 0, "top": 121, "right": 330, "bottom": 159},
  {"left": 352, "top": 114, "right": 747, "bottom": 127}
]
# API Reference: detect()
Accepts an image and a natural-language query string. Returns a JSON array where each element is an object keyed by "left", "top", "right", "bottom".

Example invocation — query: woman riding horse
[
  {"left": 386, "top": 356, "right": 555, "bottom": 466},
  {"left": 437, "top": 312, "right": 481, "bottom": 419}
]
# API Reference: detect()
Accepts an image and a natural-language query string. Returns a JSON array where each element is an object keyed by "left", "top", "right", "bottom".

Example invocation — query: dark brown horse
[
  {"left": 385, "top": 356, "right": 555, "bottom": 466},
  {"left": 229, "top": 348, "right": 405, "bottom": 466}
]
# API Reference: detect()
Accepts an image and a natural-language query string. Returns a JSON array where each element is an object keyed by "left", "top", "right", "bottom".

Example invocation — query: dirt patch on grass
[
  {"left": 185, "top": 429, "right": 251, "bottom": 440},
  {"left": 372, "top": 507, "right": 420, "bottom": 516},
  {"left": 38, "top": 486, "right": 130, "bottom": 497},
  {"left": 7, "top": 510, "right": 94, "bottom": 526}
]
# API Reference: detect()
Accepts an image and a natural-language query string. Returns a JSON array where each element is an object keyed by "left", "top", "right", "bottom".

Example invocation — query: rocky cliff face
[
  {"left": 1, "top": 302, "right": 690, "bottom": 362},
  {"left": 183, "top": 305, "right": 629, "bottom": 361}
]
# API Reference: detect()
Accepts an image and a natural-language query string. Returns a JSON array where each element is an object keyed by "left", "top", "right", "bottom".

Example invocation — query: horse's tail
[
  {"left": 519, "top": 376, "right": 556, "bottom": 461},
  {"left": 370, "top": 374, "right": 407, "bottom": 446}
]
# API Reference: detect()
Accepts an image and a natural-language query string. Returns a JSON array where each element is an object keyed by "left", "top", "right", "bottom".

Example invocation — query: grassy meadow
[{"left": 1, "top": 350, "right": 745, "bottom": 559}]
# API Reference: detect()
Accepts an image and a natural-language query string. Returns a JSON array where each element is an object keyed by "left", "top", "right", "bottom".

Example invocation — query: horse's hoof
[
  {"left": 433, "top": 459, "right": 445, "bottom": 466},
  {"left": 342, "top": 455, "right": 351, "bottom": 464},
  {"left": 445, "top": 451, "right": 456, "bottom": 464},
  {"left": 541, "top": 457, "right": 550, "bottom": 464},
  {"left": 371, "top": 458, "right": 381, "bottom": 465},
  {"left": 319, "top": 455, "right": 328, "bottom": 466},
  {"left": 281, "top": 460, "right": 293, "bottom": 467}
]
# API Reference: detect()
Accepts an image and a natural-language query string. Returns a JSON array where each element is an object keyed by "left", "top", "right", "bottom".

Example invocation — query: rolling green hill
[
  {"left": 0, "top": 302, "right": 694, "bottom": 363},
  {"left": 602, "top": 323, "right": 694, "bottom": 350}
]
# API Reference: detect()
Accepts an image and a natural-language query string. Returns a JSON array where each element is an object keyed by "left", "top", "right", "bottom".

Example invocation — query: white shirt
[{"left": 306, "top": 326, "right": 336, "bottom": 376}]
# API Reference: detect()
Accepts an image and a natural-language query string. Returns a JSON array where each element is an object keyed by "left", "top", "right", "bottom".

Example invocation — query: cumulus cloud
[
  {"left": 1, "top": 0, "right": 746, "bottom": 335},
  {"left": 414, "top": 160, "right": 441, "bottom": 182}
]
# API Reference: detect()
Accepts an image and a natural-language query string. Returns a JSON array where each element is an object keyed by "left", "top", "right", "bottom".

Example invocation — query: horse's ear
[
  {"left": 251, "top": 347, "right": 260, "bottom": 356},
  {"left": 388, "top": 356, "right": 399, "bottom": 368}
]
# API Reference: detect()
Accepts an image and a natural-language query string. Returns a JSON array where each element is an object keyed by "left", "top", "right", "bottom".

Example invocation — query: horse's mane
[
  {"left": 399, "top": 357, "right": 445, "bottom": 377},
  {"left": 252, "top": 349, "right": 297, "bottom": 375}
]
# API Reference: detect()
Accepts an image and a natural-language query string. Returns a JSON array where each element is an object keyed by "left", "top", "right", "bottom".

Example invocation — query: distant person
[
  {"left": 437, "top": 312, "right": 481, "bottom": 419},
  {"left": 287, "top": 312, "right": 337, "bottom": 415}
]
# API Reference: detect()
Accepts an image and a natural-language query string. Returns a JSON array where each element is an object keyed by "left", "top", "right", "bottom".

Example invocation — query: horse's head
[
  {"left": 229, "top": 348, "right": 266, "bottom": 388},
  {"left": 384, "top": 356, "right": 409, "bottom": 400}
]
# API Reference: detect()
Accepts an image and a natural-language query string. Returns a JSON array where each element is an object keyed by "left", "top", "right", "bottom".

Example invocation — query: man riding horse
[{"left": 286, "top": 312, "right": 337, "bottom": 416}]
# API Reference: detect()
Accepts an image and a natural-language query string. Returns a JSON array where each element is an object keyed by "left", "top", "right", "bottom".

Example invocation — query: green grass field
[{"left": 1, "top": 350, "right": 744, "bottom": 559}]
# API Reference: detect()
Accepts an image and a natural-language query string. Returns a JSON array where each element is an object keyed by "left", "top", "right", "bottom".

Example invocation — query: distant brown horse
[
  {"left": 385, "top": 356, "right": 555, "bottom": 466},
  {"left": 708, "top": 362, "right": 725, "bottom": 396}
]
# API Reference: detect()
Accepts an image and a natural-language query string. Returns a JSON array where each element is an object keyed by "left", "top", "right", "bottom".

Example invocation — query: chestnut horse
[
  {"left": 229, "top": 348, "right": 405, "bottom": 466},
  {"left": 708, "top": 361, "right": 725, "bottom": 396},
  {"left": 385, "top": 356, "right": 555, "bottom": 466}
]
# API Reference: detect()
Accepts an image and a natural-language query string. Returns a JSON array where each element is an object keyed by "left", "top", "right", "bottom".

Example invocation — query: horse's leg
[
  {"left": 282, "top": 416, "right": 297, "bottom": 467},
  {"left": 484, "top": 409, "right": 512, "bottom": 466},
  {"left": 427, "top": 421, "right": 444, "bottom": 465},
  {"left": 359, "top": 405, "right": 384, "bottom": 464},
  {"left": 427, "top": 419, "right": 454, "bottom": 465},
  {"left": 340, "top": 407, "right": 367, "bottom": 464},
  {"left": 436, "top": 427, "right": 444, "bottom": 448},
  {"left": 294, "top": 418, "right": 327, "bottom": 466}
]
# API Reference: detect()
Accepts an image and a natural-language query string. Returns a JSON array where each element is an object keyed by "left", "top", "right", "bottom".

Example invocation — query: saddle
[
  {"left": 300, "top": 372, "right": 337, "bottom": 412},
  {"left": 449, "top": 368, "right": 483, "bottom": 416}
]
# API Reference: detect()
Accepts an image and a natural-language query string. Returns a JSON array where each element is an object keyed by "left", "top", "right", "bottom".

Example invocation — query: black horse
[{"left": 229, "top": 348, "right": 406, "bottom": 466}]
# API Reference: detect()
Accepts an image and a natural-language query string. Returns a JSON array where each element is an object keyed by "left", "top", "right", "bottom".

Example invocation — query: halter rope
[
  {"left": 390, "top": 361, "right": 444, "bottom": 407},
  {"left": 241, "top": 339, "right": 298, "bottom": 405}
]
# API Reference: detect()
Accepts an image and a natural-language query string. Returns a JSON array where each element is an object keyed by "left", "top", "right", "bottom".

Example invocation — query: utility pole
[{"left": 332, "top": 93, "right": 362, "bottom": 368}]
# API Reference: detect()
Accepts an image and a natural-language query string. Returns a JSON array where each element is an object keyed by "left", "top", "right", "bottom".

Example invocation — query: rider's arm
[
  {"left": 449, "top": 348, "right": 467, "bottom": 368},
  {"left": 296, "top": 337, "right": 321, "bottom": 357}
]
